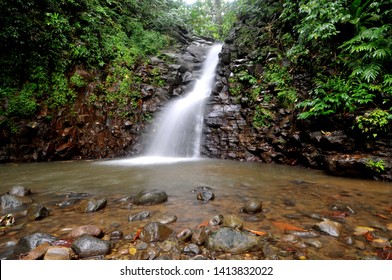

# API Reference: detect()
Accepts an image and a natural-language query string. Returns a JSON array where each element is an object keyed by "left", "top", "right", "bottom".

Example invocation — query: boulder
[{"left": 134, "top": 189, "right": 168, "bottom": 205}]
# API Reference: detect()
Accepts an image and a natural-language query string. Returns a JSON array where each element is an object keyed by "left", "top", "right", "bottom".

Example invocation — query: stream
[{"left": 1, "top": 158, "right": 391, "bottom": 259}]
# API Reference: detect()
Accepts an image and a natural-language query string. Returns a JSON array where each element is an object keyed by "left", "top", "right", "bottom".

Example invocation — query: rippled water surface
[{"left": 1, "top": 158, "right": 391, "bottom": 259}]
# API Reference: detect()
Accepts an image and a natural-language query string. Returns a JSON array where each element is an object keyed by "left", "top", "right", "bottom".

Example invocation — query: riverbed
[{"left": 0, "top": 158, "right": 391, "bottom": 259}]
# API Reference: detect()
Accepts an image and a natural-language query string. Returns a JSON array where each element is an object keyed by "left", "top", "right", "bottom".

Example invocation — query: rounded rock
[{"left": 134, "top": 189, "right": 168, "bottom": 205}]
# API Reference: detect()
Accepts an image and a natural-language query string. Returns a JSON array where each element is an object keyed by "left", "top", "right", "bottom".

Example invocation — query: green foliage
[
  {"left": 297, "top": 76, "right": 376, "bottom": 119},
  {"left": 253, "top": 106, "right": 273, "bottom": 128},
  {"left": 365, "top": 158, "right": 386, "bottom": 173},
  {"left": 356, "top": 109, "right": 392, "bottom": 138},
  {"left": 262, "top": 63, "right": 297, "bottom": 108}
]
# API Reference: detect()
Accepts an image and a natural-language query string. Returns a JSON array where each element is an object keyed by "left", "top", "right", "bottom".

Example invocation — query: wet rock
[
  {"left": 27, "top": 204, "right": 49, "bottom": 221},
  {"left": 177, "top": 228, "right": 193, "bottom": 242},
  {"left": 44, "top": 246, "right": 73, "bottom": 260},
  {"left": 128, "top": 211, "right": 150, "bottom": 221},
  {"left": 57, "top": 198, "right": 81, "bottom": 208},
  {"left": 1, "top": 194, "right": 33, "bottom": 210},
  {"left": 183, "top": 243, "right": 201, "bottom": 255},
  {"left": 317, "top": 219, "right": 342, "bottom": 237},
  {"left": 209, "top": 215, "right": 223, "bottom": 226},
  {"left": 140, "top": 222, "right": 173, "bottom": 243},
  {"left": 304, "top": 239, "right": 323, "bottom": 249},
  {"left": 135, "top": 241, "right": 148, "bottom": 250},
  {"left": 207, "top": 227, "right": 261, "bottom": 254},
  {"left": 288, "top": 230, "right": 320, "bottom": 238},
  {"left": 155, "top": 214, "right": 177, "bottom": 224},
  {"left": 110, "top": 231, "right": 123, "bottom": 241},
  {"left": 10, "top": 186, "right": 31, "bottom": 196},
  {"left": 78, "top": 198, "right": 107, "bottom": 213},
  {"left": 222, "top": 215, "right": 243, "bottom": 229},
  {"left": 67, "top": 225, "right": 103, "bottom": 239},
  {"left": 20, "top": 243, "right": 50, "bottom": 260},
  {"left": 14, "top": 233, "right": 57, "bottom": 256},
  {"left": 71, "top": 235, "right": 111, "bottom": 258},
  {"left": 191, "top": 229, "right": 207, "bottom": 245},
  {"left": 197, "top": 190, "right": 215, "bottom": 201},
  {"left": 134, "top": 189, "right": 168, "bottom": 205},
  {"left": 242, "top": 200, "right": 262, "bottom": 214}
]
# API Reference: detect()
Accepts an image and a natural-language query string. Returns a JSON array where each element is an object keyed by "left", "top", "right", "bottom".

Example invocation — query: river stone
[
  {"left": 71, "top": 235, "right": 111, "bottom": 258},
  {"left": 183, "top": 243, "right": 201, "bottom": 255},
  {"left": 317, "top": 219, "right": 342, "bottom": 237},
  {"left": 134, "top": 189, "right": 168, "bottom": 205},
  {"left": 155, "top": 214, "right": 177, "bottom": 224},
  {"left": 14, "top": 232, "right": 57, "bottom": 256},
  {"left": 128, "top": 211, "right": 150, "bottom": 221},
  {"left": 78, "top": 198, "right": 107, "bottom": 213},
  {"left": 197, "top": 190, "right": 215, "bottom": 201},
  {"left": 191, "top": 228, "right": 207, "bottom": 245},
  {"left": 222, "top": 215, "right": 243, "bottom": 230},
  {"left": 177, "top": 227, "right": 193, "bottom": 242},
  {"left": 27, "top": 204, "right": 49, "bottom": 220},
  {"left": 67, "top": 225, "right": 103, "bottom": 239},
  {"left": 206, "top": 227, "right": 261, "bottom": 254},
  {"left": 242, "top": 200, "right": 263, "bottom": 214},
  {"left": 10, "top": 186, "right": 31, "bottom": 196},
  {"left": 44, "top": 246, "right": 73, "bottom": 260},
  {"left": 1, "top": 194, "right": 33, "bottom": 210},
  {"left": 140, "top": 222, "right": 173, "bottom": 243}
]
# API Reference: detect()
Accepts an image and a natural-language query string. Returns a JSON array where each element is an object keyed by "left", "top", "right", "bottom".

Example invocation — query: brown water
[{"left": 0, "top": 158, "right": 391, "bottom": 259}]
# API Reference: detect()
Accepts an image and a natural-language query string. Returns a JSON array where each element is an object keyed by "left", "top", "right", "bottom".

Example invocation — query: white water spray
[{"left": 145, "top": 44, "right": 222, "bottom": 158}]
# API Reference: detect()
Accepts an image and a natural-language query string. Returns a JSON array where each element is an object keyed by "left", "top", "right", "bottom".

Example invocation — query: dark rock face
[
  {"left": 201, "top": 27, "right": 392, "bottom": 181},
  {"left": 71, "top": 235, "right": 111, "bottom": 258},
  {"left": 0, "top": 33, "right": 213, "bottom": 163},
  {"left": 134, "top": 189, "right": 168, "bottom": 205},
  {"left": 206, "top": 227, "right": 261, "bottom": 254}
]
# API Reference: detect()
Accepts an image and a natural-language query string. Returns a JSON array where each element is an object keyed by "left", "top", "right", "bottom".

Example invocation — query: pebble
[
  {"left": 317, "top": 219, "right": 342, "bottom": 237},
  {"left": 242, "top": 200, "right": 262, "bottom": 214},
  {"left": 67, "top": 225, "right": 102, "bottom": 239},
  {"left": 128, "top": 211, "right": 150, "bottom": 221}
]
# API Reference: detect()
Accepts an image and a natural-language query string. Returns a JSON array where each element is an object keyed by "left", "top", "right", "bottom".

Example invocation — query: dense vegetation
[
  {"left": 225, "top": 0, "right": 392, "bottom": 138},
  {"left": 1, "top": 0, "right": 391, "bottom": 140}
]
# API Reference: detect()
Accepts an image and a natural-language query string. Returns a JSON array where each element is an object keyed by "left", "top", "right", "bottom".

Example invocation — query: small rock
[
  {"left": 1, "top": 194, "right": 33, "bottom": 210},
  {"left": 155, "top": 214, "right": 177, "bottom": 224},
  {"left": 109, "top": 231, "right": 123, "bottom": 240},
  {"left": 242, "top": 200, "right": 262, "bottom": 214},
  {"left": 177, "top": 228, "right": 193, "bottom": 242},
  {"left": 78, "top": 198, "right": 107, "bottom": 213},
  {"left": 27, "top": 204, "right": 49, "bottom": 221},
  {"left": 67, "top": 225, "right": 103, "bottom": 239},
  {"left": 128, "top": 211, "right": 150, "bottom": 221},
  {"left": 44, "top": 246, "right": 73, "bottom": 260},
  {"left": 10, "top": 186, "right": 31, "bottom": 196},
  {"left": 304, "top": 239, "right": 323, "bottom": 249},
  {"left": 71, "top": 235, "right": 111, "bottom": 258},
  {"left": 14, "top": 233, "right": 57, "bottom": 256},
  {"left": 222, "top": 215, "right": 243, "bottom": 230},
  {"left": 207, "top": 227, "right": 261, "bottom": 254},
  {"left": 134, "top": 189, "right": 168, "bottom": 205},
  {"left": 209, "top": 215, "right": 223, "bottom": 226},
  {"left": 135, "top": 241, "right": 148, "bottom": 250},
  {"left": 197, "top": 190, "right": 215, "bottom": 201},
  {"left": 140, "top": 222, "right": 173, "bottom": 243},
  {"left": 317, "top": 219, "right": 343, "bottom": 237},
  {"left": 191, "top": 229, "right": 207, "bottom": 245},
  {"left": 183, "top": 243, "right": 201, "bottom": 255}
]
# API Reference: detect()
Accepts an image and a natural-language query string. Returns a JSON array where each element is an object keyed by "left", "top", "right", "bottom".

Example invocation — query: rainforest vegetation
[{"left": 1, "top": 0, "right": 391, "bottom": 139}]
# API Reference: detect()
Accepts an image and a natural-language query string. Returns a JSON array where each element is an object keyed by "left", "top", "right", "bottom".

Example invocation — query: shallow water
[{"left": 0, "top": 158, "right": 391, "bottom": 259}]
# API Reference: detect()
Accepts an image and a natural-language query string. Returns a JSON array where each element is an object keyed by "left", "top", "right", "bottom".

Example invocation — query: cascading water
[
  {"left": 146, "top": 44, "right": 222, "bottom": 158},
  {"left": 102, "top": 43, "right": 222, "bottom": 165}
]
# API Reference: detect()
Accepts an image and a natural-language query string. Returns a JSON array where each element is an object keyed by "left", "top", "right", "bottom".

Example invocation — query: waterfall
[{"left": 145, "top": 44, "right": 222, "bottom": 159}]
